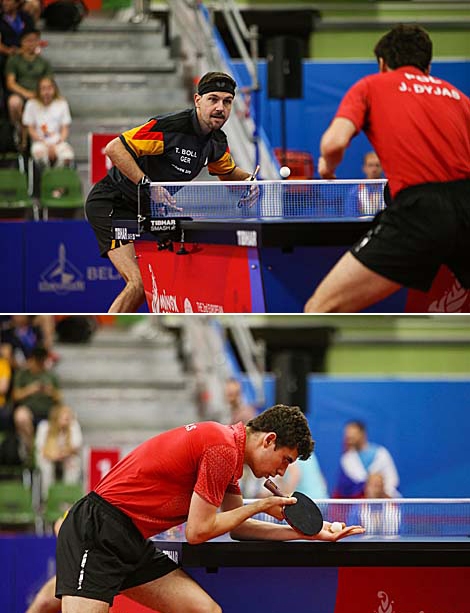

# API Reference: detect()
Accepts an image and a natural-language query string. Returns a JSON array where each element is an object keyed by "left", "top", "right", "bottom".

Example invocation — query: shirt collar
[
  {"left": 395, "top": 65, "right": 426, "bottom": 75},
  {"left": 230, "top": 421, "right": 246, "bottom": 482}
]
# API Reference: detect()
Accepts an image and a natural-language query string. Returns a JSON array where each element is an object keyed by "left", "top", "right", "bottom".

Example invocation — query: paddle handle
[{"left": 263, "top": 478, "right": 287, "bottom": 497}]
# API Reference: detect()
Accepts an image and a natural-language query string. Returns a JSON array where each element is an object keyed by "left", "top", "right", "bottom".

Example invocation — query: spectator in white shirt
[
  {"left": 22, "top": 76, "right": 74, "bottom": 168},
  {"left": 35, "top": 403, "right": 82, "bottom": 500}
]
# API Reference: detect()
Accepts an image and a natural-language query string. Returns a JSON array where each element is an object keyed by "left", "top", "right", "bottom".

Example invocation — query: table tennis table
[
  {"left": 132, "top": 180, "right": 470, "bottom": 313},
  {"left": 141, "top": 498, "right": 470, "bottom": 613}
]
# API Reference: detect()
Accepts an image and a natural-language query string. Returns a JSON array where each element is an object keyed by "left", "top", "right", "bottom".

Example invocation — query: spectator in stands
[
  {"left": 276, "top": 452, "right": 329, "bottom": 499},
  {"left": 23, "top": 75, "right": 74, "bottom": 169},
  {"left": 86, "top": 71, "right": 259, "bottom": 313},
  {"left": 35, "top": 403, "right": 83, "bottom": 500},
  {"left": 0, "top": 404, "right": 35, "bottom": 471},
  {"left": 0, "top": 0, "right": 35, "bottom": 76},
  {"left": 0, "top": 347, "right": 13, "bottom": 430},
  {"left": 0, "top": 315, "right": 44, "bottom": 368},
  {"left": 344, "top": 151, "right": 385, "bottom": 216},
  {"left": 364, "top": 472, "right": 389, "bottom": 499},
  {"left": 333, "top": 420, "right": 400, "bottom": 498},
  {"left": 21, "top": 0, "right": 42, "bottom": 26},
  {"left": 225, "top": 377, "right": 256, "bottom": 425},
  {"left": 11, "top": 345, "right": 62, "bottom": 426},
  {"left": 5, "top": 28, "right": 52, "bottom": 147}
]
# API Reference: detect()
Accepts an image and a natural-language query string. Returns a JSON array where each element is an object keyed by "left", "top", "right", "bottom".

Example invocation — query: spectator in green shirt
[
  {"left": 5, "top": 28, "right": 52, "bottom": 145},
  {"left": 12, "top": 345, "right": 62, "bottom": 427}
]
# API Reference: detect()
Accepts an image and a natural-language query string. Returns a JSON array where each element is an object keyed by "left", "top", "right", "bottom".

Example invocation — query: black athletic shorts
[
  {"left": 85, "top": 176, "right": 137, "bottom": 257},
  {"left": 350, "top": 178, "right": 470, "bottom": 292},
  {"left": 55, "top": 491, "right": 179, "bottom": 605}
]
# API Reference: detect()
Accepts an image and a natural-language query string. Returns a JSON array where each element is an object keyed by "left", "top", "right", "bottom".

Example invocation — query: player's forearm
[
  {"left": 319, "top": 117, "right": 356, "bottom": 177},
  {"left": 320, "top": 135, "right": 346, "bottom": 176},
  {"left": 218, "top": 166, "right": 251, "bottom": 181},
  {"left": 185, "top": 499, "right": 268, "bottom": 544},
  {"left": 230, "top": 517, "right": 300, "bottom": 541},
  {"left": 104, "top": 138, "right": 145, "bottom": 184},
  {"left": 6, "top": 78, "right": 31, "bottom": 99}
]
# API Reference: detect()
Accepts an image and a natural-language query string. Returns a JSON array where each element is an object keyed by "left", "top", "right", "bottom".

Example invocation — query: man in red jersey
[
  {"left": 304, "top": 24, "right": 470, "bottom": 313},
  {"left": 54, "top": 405, "right": 364, "bottom": 613}
]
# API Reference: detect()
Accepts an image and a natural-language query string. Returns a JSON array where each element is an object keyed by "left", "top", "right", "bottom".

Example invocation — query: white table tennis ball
[
  {"left": 279, "top": 166, "right": 291, "bottom": 178},
  {"left": 329, "top": 521, "right": 343, "bottom": 533}
]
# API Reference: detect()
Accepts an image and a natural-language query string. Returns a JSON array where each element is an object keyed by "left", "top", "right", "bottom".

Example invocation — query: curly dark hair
[
  {"left": 246, "top": 405, "right": 314, "bottom": 460},
  {"left": 374, "top": 24, "right": 432, "bottom": 72}
]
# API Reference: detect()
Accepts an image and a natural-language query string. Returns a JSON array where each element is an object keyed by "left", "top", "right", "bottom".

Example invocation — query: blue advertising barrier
[
  {"left": 0, "top": 534, "right": 56, "bottom": 613},
  {"left": 3, "top": 223, "right": 25, "bottom": 312},
  {"left": 307, "top": 376, "right": 470, "bottom": 497},
  {"left": 0, "top": 221, "right": 133, "bottom": 313}
]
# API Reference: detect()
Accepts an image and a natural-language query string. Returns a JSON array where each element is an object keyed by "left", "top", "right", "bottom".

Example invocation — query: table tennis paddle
[
  {"left": 237, "top": 164, "right": 260, "bottom": 207},
  {"left": 264, "top": 478, "right": 324, "bottom": 536}
]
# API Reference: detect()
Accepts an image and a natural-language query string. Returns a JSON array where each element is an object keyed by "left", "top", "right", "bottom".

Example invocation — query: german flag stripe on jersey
[
  {"left": 121, "top": 119, "right": 165, "bottom": 157},
  {"left": 208, "top": 146, "right": 236, "bottom": 175}
]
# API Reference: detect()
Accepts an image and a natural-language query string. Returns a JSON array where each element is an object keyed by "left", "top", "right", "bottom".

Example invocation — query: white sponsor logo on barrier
[
  {"left": 38, "top": 243, "right": 85, "bottom": 295},
  {"left": 148, "top": 263, "right": 179, "bottom": 313},
  {"left": 374, "top": 589, "right": 461, "bottom": 613}
]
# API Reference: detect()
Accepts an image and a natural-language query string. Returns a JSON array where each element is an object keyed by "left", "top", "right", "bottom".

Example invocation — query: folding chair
[
  {"left": 0, "top": 168, "right": 39, "bottom": 220},
  {"left": 40, "top": 167, "right": 84, "bottom": 220},
  {"left": 0, "top": 481, "right": 37, "bottom": 532},
  {"left": 43, "top": 482, "right": 84, "bottom": 530}
]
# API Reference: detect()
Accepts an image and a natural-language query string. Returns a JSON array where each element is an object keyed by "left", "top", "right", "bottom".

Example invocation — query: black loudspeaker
[
  {"left": 267, "top": 36, "right": 303, "bottom": 99},
  {"left": 272, "top": 351, "right": 312, "bottom": 410}
]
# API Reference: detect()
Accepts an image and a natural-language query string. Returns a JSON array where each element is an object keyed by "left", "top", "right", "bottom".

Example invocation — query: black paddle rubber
[{"left": 264, "top": 479, "right": 324, "bottom": 536}]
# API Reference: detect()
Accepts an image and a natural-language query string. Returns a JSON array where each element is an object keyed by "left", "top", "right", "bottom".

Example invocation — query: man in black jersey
[{"left": 85, "top": 71, "right": 256, "bottom": 313}]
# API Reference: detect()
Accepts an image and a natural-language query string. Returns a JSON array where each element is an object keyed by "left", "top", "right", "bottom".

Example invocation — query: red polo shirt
[
  {"left": 335, "top": 65, "right": 470, "bottom": 197},
  {"left": 95, "top": 421, "right": 245, "bottom": 538}
]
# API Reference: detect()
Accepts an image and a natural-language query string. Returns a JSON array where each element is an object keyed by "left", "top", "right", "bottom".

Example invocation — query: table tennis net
[
  {"left": 246, "top": 498, "right": 470, "bottom": 537},
  {"left": 141, "top": 179, "right": 387, "bottom": 220},
  {"left": 152, "top": 499, "right": 470, "bottom": 540}
]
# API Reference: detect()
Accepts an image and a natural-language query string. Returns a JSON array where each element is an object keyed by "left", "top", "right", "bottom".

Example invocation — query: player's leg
[
  {"left": 122, "top": 568, "right": 221, "bottom": 613},
  {"left": 304, "top": 251, "right": 402, "bottom": 313},
  {"left": 107, "top": 243, "right": 145, "bottom": 313},
  {"left": 26, "top": 576, "right": 60, "bottom": 613},
  {"left": 61, "top": 596, "right": 109, "bottom": 613}
]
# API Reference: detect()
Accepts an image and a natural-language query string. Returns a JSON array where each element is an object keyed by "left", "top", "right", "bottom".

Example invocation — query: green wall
[
  {"left": 240, "top": 2, "right": 470, "bottom": 58},
  {"left": 241, "top": 315, "right": 470, "bottom": 375}
]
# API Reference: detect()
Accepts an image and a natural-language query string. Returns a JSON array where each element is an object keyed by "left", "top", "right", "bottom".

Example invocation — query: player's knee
[
  {"left": 127, "top": 274, "right": 144, "bottom": 297},
  {"left": 32, "top": 592, "right": 59, "bottom": 613}
]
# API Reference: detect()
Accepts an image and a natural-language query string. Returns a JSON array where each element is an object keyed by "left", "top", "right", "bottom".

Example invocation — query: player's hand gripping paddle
[
  {"left": 264, "top": 478, "right": 324, "bottom": 536},
  {"left": 237, "top": 164, "right": 260, "bottom": 207}
]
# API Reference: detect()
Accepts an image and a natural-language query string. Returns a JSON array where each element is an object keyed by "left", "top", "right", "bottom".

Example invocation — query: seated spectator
[
  {"left": 0, "top": 315, "right": 44, "bottom": 368},
  {"left": 360, "top": 472, "right": 401, "bottom": 535},
  {"left": 0, "top": 404, "right": 35, "bottom": 472},
  {"left": 35, "top": 403, "right": 83, "bottom": 500},
  {"left": 5, "top": 28, "right": 52, "bottom": 146},
  {"left": 255, "top": 452, "right": 328, "bottom": 501},
  {"left": 344, "top": 151, "right": 385, "bottom": 216},
  {"left": 0, "top": 347, "right": 13, "bottom": 430},
  {"left": 21, "top": 0, "right": 42, "bottom": 25},
  {"left": 0, "top": 0, "right": 35, "bottom": 80},
  {"left": 333, "top": 420, "right": 400, "bottom": 498},
  {"left": 11, "top": 345, "right": 62, "bottom": 426},
  {"left": 224, "top": 377, "right": 256, "bottom": 425},
  {"left": 277, "top": 453, "right": 329, "bottom": 499},
  {"left": 23, "top": 76, "right": 75, "bottom": 169}
]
